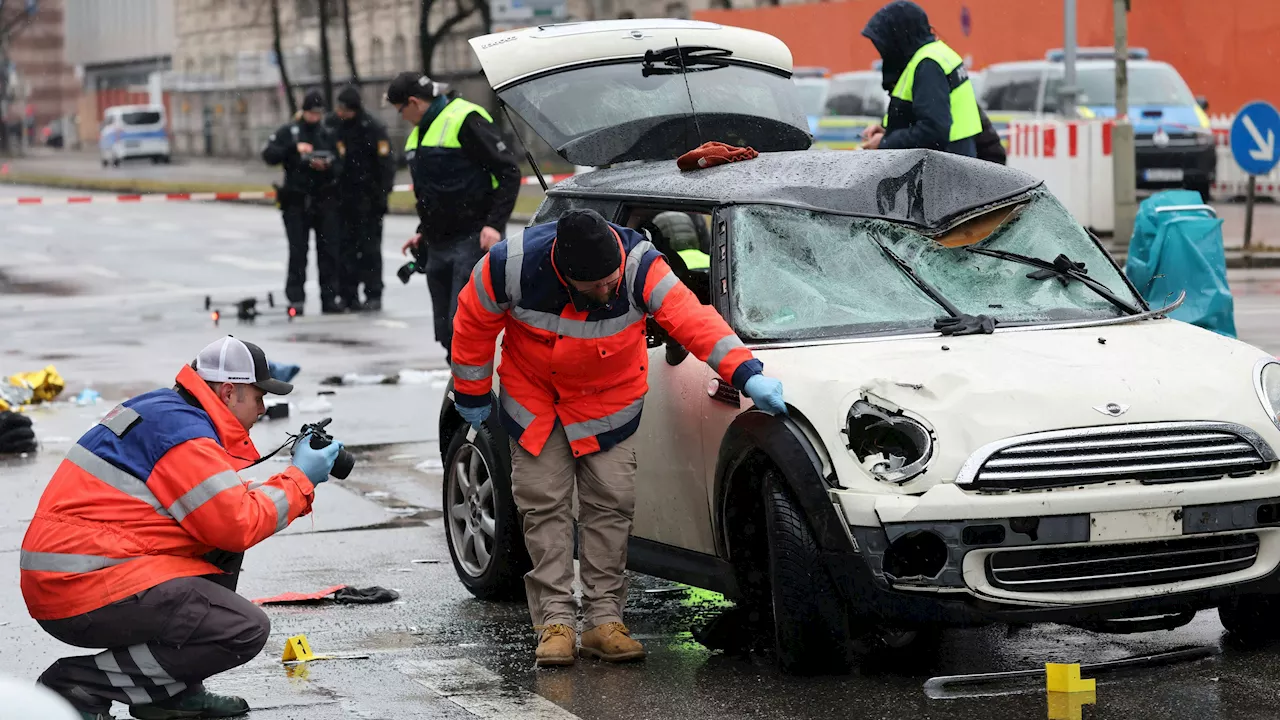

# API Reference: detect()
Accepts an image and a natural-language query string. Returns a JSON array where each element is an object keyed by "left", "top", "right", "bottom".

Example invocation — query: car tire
[
  {"left": 442, "top": 421, "right": 530, "bottom": 601},
  {"left": 762, "top": 469, "right": 854, "bottom": 675},
  {"left": 1219, "top": 595, "right": 1280, "bottom": 647}
]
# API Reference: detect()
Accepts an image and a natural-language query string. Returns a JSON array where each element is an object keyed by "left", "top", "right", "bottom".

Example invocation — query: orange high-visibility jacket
[
  {"left": 20, "top": 365, "right": 315, "bottom": 620},
  {"left": 451, "top": 220, "right": 763, "bottom": 458}
]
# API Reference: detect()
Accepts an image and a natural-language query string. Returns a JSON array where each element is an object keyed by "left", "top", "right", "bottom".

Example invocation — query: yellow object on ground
[
  {"left": 1045, "top": 663, "right": 1096, "bottom": 693},
  {"left": 9, "top": 365, "right": 65, "bottom": 404},
  {"left": 1048, "top": 689, "right": 1097, "bottom": 720},
  {"left": 282, "top": 634, "right": 330, "bottom": 663}
]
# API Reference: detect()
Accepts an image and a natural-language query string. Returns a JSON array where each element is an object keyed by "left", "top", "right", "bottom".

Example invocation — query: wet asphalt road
[{"left": 6, "top": 183, "right": 1280, "bottom": 719}]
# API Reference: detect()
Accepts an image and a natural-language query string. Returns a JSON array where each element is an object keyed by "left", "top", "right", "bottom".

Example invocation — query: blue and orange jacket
[
  {"left": 20, "top": 365, "right": 315, "bottom": 620},
  {"left": 450, "top": 221, "right": 763, "bottom": 458}
]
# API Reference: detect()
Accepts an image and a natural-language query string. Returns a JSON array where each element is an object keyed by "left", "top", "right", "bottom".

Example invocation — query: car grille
[
  {"left": 986, "top": 533, "right": 1260, "bottom": 593},
  {"left": 956, "top": 422, "right": 1276, "bottom": 491}
]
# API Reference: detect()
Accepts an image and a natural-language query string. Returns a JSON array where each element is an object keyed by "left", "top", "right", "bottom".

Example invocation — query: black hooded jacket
[{"left": 862, "top": 1, "right": 976, "bottom": 157}]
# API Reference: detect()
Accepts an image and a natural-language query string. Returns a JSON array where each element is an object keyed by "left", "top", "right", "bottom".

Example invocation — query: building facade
[{"left": 2, "top": 0, "right": 79, "bottom": 150}]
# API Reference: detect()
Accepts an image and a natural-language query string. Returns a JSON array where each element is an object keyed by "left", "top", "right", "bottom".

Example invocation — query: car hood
[{"left": 754, "top": 320, "right": 1279, "bottom": 493}]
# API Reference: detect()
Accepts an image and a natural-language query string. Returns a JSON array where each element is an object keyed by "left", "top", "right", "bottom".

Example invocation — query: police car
[
  {"left": 99, "top": 104, "right": 171, "bottom": 167},
  {"left": 980, "top": 48, "right": 1215, "bottom": 198},
  {"left": 438, "top": 19, "right": 1280, "bottom": 675}
]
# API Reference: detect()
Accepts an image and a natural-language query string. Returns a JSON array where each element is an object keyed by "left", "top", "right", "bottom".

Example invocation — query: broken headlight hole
[
  {"left": 846, "top": 400, "right": 934, "bottom": 484},
  {"left": 883, "top": 530, "right": 948, "bottom": 580}
]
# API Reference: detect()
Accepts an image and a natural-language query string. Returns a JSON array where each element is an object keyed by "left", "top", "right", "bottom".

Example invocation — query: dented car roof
[{"left": 550, "top": 149, "right": 1044, "bottom": 234}]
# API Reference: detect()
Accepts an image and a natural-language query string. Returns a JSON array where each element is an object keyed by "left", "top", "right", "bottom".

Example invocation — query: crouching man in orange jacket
[
  {"left": 449, "top": 209, "right": 786, "bottom": 667},
  {"left": 21, "top": 337, "right": 343, "bottom": 720}
]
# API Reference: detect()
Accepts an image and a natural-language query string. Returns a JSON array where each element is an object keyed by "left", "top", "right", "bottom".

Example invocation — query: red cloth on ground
[{"left": 676, "top": 141, "right": 759, "bottom": 171}]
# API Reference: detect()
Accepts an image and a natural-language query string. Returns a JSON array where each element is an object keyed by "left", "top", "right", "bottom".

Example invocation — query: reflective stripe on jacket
[
  {"left": 20, "top": 365, "right": 315, "bottom": 620},
  {"left": 450, "top": 221, "right": 763, "bottom": 458},
  {"left": 883, "top": 40, "right": 982, "bottom": 142}
]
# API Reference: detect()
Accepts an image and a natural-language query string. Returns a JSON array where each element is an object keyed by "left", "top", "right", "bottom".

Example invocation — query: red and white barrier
[
  {"left": 0, "top": 173, "right": 577, "bottom": 207},
  {"left": 1008, "top": 119, "right": 1115, "bottom": 233}
]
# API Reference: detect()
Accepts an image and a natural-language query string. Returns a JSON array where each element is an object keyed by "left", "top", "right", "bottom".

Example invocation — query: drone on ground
[{"left": 204, "top": 293, "right": 297, "bottom": 326}]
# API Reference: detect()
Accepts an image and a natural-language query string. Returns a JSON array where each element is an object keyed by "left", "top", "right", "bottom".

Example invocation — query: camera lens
[{"left": 331, "top": 447, "right": 355, "bottom": 479}]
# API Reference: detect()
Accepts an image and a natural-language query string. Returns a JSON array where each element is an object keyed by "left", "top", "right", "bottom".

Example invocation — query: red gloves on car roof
[{"left": 677, "top": 141, "right": 759, "bottom": 171}]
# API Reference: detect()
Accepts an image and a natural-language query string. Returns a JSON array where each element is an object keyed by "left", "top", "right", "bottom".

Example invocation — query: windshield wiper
[
  {"left": 866, "top": 228, "right": 997, "bottom": 336},
  {"left": 964, "top": 247, "right": 1142, "bottom": 316},
  {"left": 642, "top": 45, "right": 732, "bottom": 76}
]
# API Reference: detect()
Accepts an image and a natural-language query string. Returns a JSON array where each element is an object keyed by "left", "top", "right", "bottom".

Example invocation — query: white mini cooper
[{"left": 437, "top": 19, "right": 1280, "bottom": 674}]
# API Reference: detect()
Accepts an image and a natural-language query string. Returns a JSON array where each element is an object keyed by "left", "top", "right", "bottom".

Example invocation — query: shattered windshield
[{"left": 728, "top": 188, "right": 1141, "bottom": 341}]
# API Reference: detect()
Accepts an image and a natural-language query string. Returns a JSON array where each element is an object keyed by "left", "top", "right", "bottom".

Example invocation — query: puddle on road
[
  {"left": 288, "top": 332, "right": 378, "bottom": 349},
  {"left": 0, "top": 268, "right": 82, "bottom": 295}
]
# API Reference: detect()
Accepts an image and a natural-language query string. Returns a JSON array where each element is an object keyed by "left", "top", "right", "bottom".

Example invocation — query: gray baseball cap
[{"left": 193, "top": 336, "right": 293, "bottom": 395}]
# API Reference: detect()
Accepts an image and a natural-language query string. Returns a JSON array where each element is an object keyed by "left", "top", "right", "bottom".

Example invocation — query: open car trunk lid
[{"left": 468, "top": 19, "right": 812, "bottom": 166}]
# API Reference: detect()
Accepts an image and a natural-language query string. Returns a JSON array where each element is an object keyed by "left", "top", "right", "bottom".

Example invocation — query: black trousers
[
  {"left": 339, "top": 194, "right": 385, "bottom": 302},
  {"left": 282, "top": 199, "right": 342, "bottom": 307},
  {"left": 36, "top": 554, "right": 266, "bottom": 714},
  {"left": 424, "top": 231, "right": 486, "bottom": 360}
]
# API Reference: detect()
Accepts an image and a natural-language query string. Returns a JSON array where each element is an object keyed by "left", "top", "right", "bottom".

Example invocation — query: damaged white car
[{"left": 438, "top": 19, "right": 1280, "bottom": 674}]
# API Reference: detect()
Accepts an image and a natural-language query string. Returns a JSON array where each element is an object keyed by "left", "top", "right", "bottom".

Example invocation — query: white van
[{"left": 99, "top": 104, "right": 171, "bottom": 167}]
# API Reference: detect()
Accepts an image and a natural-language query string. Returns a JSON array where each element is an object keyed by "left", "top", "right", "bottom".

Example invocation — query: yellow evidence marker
[{"left": 1045, "top": 663, "right": 1096, "bottom": 693}]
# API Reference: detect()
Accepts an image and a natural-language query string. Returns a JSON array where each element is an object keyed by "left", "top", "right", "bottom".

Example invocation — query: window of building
[
  {"left": 370, "top": 37, "right": 385, "bottom": 74},
  {"left": 392, "top": 35, "right": 408, "bottom": 70}
]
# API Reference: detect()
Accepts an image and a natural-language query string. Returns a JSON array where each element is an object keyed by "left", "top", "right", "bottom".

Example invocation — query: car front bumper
[
  {"left": 1134, "top": 142, "right": 1216, "bottom": 189},
  {"left": 828, "top": 475, "right": 1280, "bottom": 627}
]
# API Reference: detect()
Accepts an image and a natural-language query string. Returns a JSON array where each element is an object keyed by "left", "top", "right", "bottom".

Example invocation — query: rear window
[
  {"left": 825, "top": 76, "right": 881, "bottom": 117},
  {"left": 122, "top": 111, "right": 162, "bottom": 126},
  {"left": 498, "top": 58, "right": 808, "bottom": 166}
]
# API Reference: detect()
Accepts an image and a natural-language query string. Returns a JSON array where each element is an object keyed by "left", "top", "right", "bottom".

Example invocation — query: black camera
[
  {"left": 297, "top": 417, "right": 354, "bottom": 479},
  {"left": 397, "top": 259, "right": 424, "bottom": 284}
]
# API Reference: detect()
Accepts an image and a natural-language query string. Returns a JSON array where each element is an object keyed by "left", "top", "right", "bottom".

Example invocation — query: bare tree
[
  {"left": 341, "top": 0, "right": 360, "bottom": 85},
  {"left": 0, "top": 1, "right": 39, "bottom": 154},
  {"left": 418, "top": 0, "right": 485, "bottom": 79},
  {"left": 270, "top": 0, "right": 297, "bottom": 115},
  {"left": 318, "top": 0, "right": 335, "bottom": 107}
]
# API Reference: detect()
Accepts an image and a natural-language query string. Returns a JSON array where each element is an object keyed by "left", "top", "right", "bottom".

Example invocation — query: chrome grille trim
[
  {"left": 956, "top": 421, "right": 1277, "bottom": 490},
  {"left": 985, "top": 533, "right": 1261, "bottom": 593}
]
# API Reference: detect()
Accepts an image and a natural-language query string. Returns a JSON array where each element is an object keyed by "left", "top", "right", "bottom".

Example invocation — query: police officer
[
  {"left": 859, "top": 0, "right": 982, "bottom": 157},
  {"left": 262, "top": 90, "right": 347, "bottom": 315},
  {"left": 385, "top": 72, "right": 520, "bottom": 361},
  {"left": 330, "top": 86, "right": 396, "bottom": 312}
]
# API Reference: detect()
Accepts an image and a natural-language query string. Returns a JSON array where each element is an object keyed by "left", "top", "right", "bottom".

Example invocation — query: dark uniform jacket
[
  {"left": 863, "top": 1, "right": 977, "bottom": 157},
  {"left": 328, "top": 110, "right": 397, "bottom": 210},
  {"left": 408, "top": 96, "right": 521, "bottom": 240},
  {"left": 261, "top": 118, "right": 343, "bottom": 202}
]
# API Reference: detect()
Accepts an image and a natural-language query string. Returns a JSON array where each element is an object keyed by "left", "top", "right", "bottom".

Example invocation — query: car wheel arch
[
  {"left": 438, "top": 380, "right": 510, "bottom": 467},
  {"left": 714, "top": 410, "right": 853, "bottom": 565}
]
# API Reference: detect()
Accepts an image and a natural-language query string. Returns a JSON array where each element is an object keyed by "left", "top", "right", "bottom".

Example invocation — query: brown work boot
[
  {"left": 580, "top": 622, "right": 647, "bottom": 663},
  {"left": 535, "top": 624, "right": 577, "bottom": 667}
]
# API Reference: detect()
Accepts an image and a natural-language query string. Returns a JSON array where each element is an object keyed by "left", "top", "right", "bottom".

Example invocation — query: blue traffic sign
[{"left": 1231, "top": 101, "right": 1280, "bottom": 176}]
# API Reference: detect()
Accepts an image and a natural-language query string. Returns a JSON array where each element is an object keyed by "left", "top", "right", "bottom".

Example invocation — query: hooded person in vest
[
  {"left": 449, "top": 209, "right": 788, "bottom": 667},
  {"left": 21, "top": 337, "right": 344, "bottom": 720},
  {"left": 859, "top": 0, "right": 982, "bottom": 157},
  {"left": 385, "top": 72, "right": 521, "bottom": 363}
]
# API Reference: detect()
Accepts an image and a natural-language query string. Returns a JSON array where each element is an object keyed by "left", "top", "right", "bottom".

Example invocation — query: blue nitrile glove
[
  {"left": 458, "top": 403, "right": 490, "bottom": 430},
  {"left": 292, "top": 435, "right": 342, "bottom": 485},
  {"left": 743, "top": 374, "right": 787, "bottom": 416},
  {"left": 269, "top": 361, "right": 301, "bottom": 383}
]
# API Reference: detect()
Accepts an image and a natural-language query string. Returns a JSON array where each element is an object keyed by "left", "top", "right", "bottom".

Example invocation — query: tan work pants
[{"left": 510, "top": 424, "right": 637, "bottom": 630}]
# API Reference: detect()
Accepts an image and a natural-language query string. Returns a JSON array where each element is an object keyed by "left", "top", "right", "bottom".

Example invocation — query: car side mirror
[{"left": 1196, "top": 95, "right": 1209, "bottom": 111}]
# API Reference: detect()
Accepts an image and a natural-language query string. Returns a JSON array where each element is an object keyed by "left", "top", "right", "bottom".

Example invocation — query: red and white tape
[{"left": 0, "top": 173, "right": 576, "bottom": 206}]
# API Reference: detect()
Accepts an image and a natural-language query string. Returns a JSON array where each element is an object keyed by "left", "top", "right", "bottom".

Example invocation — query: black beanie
[
  {"left": 554, "top": 210, "right": 622, "bottom": 282},
  {"left": 301, "top": 90, "right": 325, "bottom": 112},
  {"left": 337, "top": 86, "right": 362, "bottom": 111}
]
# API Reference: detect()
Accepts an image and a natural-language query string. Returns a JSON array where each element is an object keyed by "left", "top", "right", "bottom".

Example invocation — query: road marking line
[
  {"left": 151, "top": 222, "right": 182, "bottom": 232},
  {"left": 207, "top": 254, "right": 285, "bottom": 272},
  {"left": 15, "top": 224, "right": 53, "bottom": 235},
  {"left": 405, "top": 658, "right": 582, "bottom": 719},
  {"left": 213, "top": 229, "right": 253, "bottom": 240}
]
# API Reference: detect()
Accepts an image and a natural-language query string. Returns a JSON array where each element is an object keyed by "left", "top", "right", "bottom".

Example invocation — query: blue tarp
[{"left": 1124, "top": 190, "right": 1236, "bottom": 338}]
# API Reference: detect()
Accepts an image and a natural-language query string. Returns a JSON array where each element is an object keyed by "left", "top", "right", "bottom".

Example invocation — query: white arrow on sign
[{"left": 1243, "top": 113, "right": 1275, "bottom": 162}]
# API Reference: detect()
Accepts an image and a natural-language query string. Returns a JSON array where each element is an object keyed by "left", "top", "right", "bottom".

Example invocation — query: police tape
[{"left": 0, "top": 173, "right": 577, "bottom": 206}]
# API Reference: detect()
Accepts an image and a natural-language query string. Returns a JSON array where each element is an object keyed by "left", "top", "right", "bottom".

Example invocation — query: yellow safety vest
[
  {"left": 678, "top": 248, "right": 710, "bottom": 271},
  {"left": 884, "top": 41, "right": 982, "bottom": 143},
  {"left": 404, "top": 98, "right": 499, "bottom": 189}
]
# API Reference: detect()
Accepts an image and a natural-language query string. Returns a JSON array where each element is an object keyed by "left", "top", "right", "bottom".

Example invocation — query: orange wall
[{"left": 695, "top": 0, "right": 1279, "bottom": 114}]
